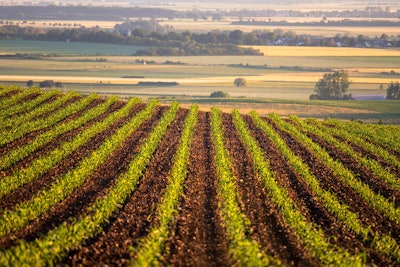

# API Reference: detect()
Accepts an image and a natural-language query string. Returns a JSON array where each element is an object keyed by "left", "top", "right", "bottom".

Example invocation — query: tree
[
  {"left": 55, "top": 82, "right": 63, "bottom": 88},
  {"left": 386, "top": 81, "right": 400, "bottom": 99},
  {"left": 311, "top": 70, "right": 351, "bottom": 100},
  {"left": 234, "top": 77, "right": 247, "bottom": 87},
  {"left": 26, "top": 80, "right": 34, "bottom": 87}
]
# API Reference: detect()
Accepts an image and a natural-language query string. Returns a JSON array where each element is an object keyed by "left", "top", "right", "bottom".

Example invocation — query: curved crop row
[
  {"left": 0, "top": 100, "right": 157, "bottom": 237},
  {"left": 232, "top": 109, "right": 364, "bottom": 266},
  {"left": 0, "top": 89, "right": 59, "bottom": 121},
  {"left": 0, "top": 102, "right": 180, "bottom": 267},
  {"left": 131, "top": 104, "right": 198, "bottom": 266},
  {"left": 252, "top": 112, "right": 400, "bottom": 263},
  {"left": 0, "top": 97, "right": 140, "bottom": 199},
  {"left": 285, "top": 115, "right": 400, "bottom": 225},
  {"left": 0, "top": 91, "right": 78, "bottom": 130},
  {"left": 0, "top": 96, "right": 119, "bottom": 171},
  {"left": 306, "top": 118, "right": 400, "bottom": 191},
  {"left": 210, "top": 107, "right": 281, "bottom": 266},
  {"left": 0, "top": 93, "right": 98, "bottom": 147}
]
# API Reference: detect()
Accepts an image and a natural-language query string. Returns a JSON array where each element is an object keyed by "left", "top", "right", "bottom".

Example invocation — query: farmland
[{"left": 0, "top": 85, "right": 400, "bottom": 266}]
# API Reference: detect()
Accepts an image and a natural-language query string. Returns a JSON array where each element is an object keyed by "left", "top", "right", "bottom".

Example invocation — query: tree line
[{"left": 2, "top": 23, "right": 399, "bottom": 56}]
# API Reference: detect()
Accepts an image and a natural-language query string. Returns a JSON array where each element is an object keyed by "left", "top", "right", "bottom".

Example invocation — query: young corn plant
[
  {"left": 0, "top": 91, "right": 78, "bottom": 130},
  {"left": 0, "top": 95, "right": 119, "bottom": 171},
  {"left": 322, "top": 118, "right": 400, "bottom": 154},
  {"left": 0, "top": 99, "right": 157, "bottom": 237},
  {"left": 0, "top": 89, "right": 58, "bottom": 121},
  {"left": 130, "top": 104, "right": 198, "bottom": 266},
  {"left": 0, "top": 93, "right": 98, "bottom": 146},
  {"left": 285, "top": 115, "right": 400, "bottom": 226},
  {"left": 233, "top": 109, "right": 364, "bottom": 266},
  {"left": 209, "top": 107, "right": 282, "bottom": 267},
  {"left": 0, "top": 102, "right": 180, "bottom": 267},
  {"left": 0, "top": 85, "right": 21, "bottom": 97},
  {"left": 0, "top": 88, "right": 41, "bottom": 111},
  {"left": 254, "top": 112, "right": 400, "bottom": 263},
  {"left": 0, "top": 97, "right": 141, "bottom": 199},
  {"left": 306, "top": 119, "right": 400, "bottom": 191}
]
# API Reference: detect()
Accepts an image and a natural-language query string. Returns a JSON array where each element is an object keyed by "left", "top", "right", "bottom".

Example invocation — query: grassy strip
[
  {"left": 286, "top": 115, "right": 400, "bottom": 225},
  {"left": 0, "top": 88, "right": 41, "bottom": 111},
  {"left": 0, "top": 97, "right": 140, "bottom": 199},
  {"left": 309, "top": 119, "right": 400, "bottom": 191},
  {"left": 253, "top": 112, "right": 400, "bottom": 263},
  {"left": 0, "top": 96, "right": 119, "bottom": 171},
  {"left": 0, "top": 89, "right": 58, "bottom": 120},
  {"left": 0, "top": 102, "right": 180, "bottom": 267},
  {"left": 210, "top": 107, "right": 281, "bottom": 267},
  {"left": 130, "top": 104, "right": 198, "bottom": 266},
  {"left": 0, "top": 91, "right": 78, "bottom": 130},
  {"left": 0, "top": 100, "right": 157, "bottom": 237},
  {"left": 0, "top": 93, "right": 98, "bottom": 147},
  {"left": 232, "top": 110, "right": 364, "bottom": 266}
]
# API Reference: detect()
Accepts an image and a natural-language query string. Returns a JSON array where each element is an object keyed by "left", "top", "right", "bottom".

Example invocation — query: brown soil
[
  {"left": 264, "top": 117, "right": 397, "bottom": 265},
  {"left": 1, "top": 100, "right": 399, "bottom": 266},
  {"left": 0, "top": 95, "right": 83, "bottom": 155},
  {"left": 0, "top": 102, "right": 145, "bottom": 213},
  {"left": 165, "top": 111, "right": 230, "bottom": 267},
  {"left": 62, "top": 108, "right": 187, "bottom": 266},
  {"left": 222, "top": 113, "right": 319, "bottom": 266}
]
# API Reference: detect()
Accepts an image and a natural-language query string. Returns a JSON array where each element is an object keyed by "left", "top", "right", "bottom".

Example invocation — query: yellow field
[{"left": 249, "top": 46, "right": 400, "bottom": 57}]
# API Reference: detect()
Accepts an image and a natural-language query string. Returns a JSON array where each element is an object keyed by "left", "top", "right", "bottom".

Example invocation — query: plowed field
[{"left": 0, "top": 86, "right": 399, "bottom": 266}]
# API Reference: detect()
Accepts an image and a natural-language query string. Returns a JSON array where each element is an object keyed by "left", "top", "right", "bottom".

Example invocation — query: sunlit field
[{"left": 251, "top": 46, "right": 400, "bottom": 57}]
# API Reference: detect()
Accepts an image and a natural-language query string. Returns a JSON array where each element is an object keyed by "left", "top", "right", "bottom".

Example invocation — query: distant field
[
  {"left": 160, "top": 19, "right": 400, "bottom": 37},
  {"left": 251, "top": 46, "right": 400, "bottom": 57},
  {"left": 0, "top": 40, "right": 144, "bottom": 56},
  {"left": 0, "top": 41, "right": 399, "bottom": 102}
]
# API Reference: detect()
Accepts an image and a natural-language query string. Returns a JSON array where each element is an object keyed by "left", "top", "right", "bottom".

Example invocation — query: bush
[
  {"left": 210, "top": 91, "right": 230, "bottom": 98},
  {"left": 234, "top": 78, "right": 247, "bottom": 87},
  {"left": 39, "top": 80, "right": 54, "bottom": 88}
]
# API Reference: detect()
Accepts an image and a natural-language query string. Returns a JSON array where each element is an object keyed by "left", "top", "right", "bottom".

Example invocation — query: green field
[{"left": 0, "top": 40, "right": 144, "bottom": 56}]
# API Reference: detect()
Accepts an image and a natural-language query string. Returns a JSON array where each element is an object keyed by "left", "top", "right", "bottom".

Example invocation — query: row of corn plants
[
  {"left": 0, "top": 91, "right": 78, "bottom": 131},
  {"left": 0, "top": 93, "right": 98, "bottom": 147},
  {"left": 0, "top": 95, "right": 119, "bottom": 171},
  {"left": 131, "top": 104, "right": 198, "bottom": 266},
  {"left": 232, "top": 109, "right": 364, "bottom": 266},
  {"left": 0, "top": 99, "right": 157, "bottom": 236},
  {"left": 0, "top": 97, "right": 140, "bottom": 199},
  {"left": 0, "top": 88, "right": 41, "bottom": 111},
  {"left": 0, "top": 102, "right": 180, "bottom": 267},
  {"left": 321, "top": 118, "right": 400, "bottom": 155},
  {"left": 0, "top": 89, "right": 59, "bottom": 121},
  {"left": 305, "top": 118, "right": 400, "bottom": 191},
  {"left": 251, "top": 112, "right": 400, "bottom": 263},
  {"left": 210, "top": 107, "right": 282, "bottom": 266},
  {"left": 284, "top": 115, "right": 400, "bottom": 225}
]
